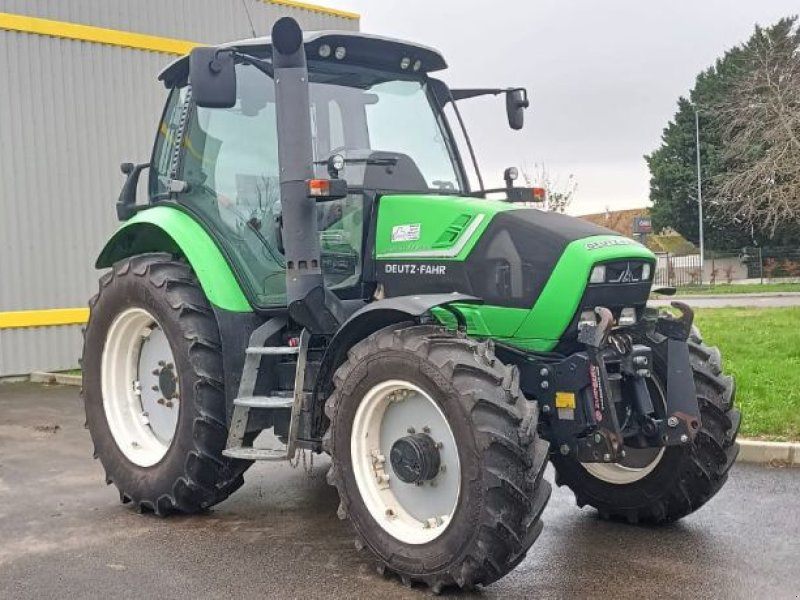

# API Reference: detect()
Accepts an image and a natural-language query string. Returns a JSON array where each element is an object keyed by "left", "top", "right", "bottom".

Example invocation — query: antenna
[{"left": 241, "top": 0, "right": 257, "bottom": 37}]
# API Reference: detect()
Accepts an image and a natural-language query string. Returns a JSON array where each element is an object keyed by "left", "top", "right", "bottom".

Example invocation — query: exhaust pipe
[{"left": 271, "top": 17, "right": 345, "bottom": 333}]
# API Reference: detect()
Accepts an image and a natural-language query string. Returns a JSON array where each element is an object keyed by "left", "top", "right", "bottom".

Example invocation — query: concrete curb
[
  {"left": 30, "top": 371, "right": 83, "bottom": 386},
  {"left": 737, "top": 439, "right": 800, "bottom": 467},
  {"left": 668, "top": 292, "right": 800, "bottom": 300},
  {"left": 23, "top": 373, "right": 799, "bottom": 467}
]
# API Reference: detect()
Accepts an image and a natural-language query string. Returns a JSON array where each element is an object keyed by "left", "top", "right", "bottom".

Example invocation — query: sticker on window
[{"left": 391, "top": 224, "right": 421, "bottom": 242}]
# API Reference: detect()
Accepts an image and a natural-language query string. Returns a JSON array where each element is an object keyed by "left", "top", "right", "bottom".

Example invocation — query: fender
[
  {"left": 308, "top": 293, "right": 481, "bottom": 442},
  {"left": 96, "top": 205, "right": 251, "bottom": 312}
]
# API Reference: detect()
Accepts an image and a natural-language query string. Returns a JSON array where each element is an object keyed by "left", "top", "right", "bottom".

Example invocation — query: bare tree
[
  {"left": 712, "top": 18, "right": 800, "bottom": 237},
  {"left": 519, "top": 163, "right": 577, "bottom": 213}
]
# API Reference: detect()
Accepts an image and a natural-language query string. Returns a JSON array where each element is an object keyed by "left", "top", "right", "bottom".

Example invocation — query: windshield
[{"left": 308, "top": 72, "right": 463, "bottom": 192}]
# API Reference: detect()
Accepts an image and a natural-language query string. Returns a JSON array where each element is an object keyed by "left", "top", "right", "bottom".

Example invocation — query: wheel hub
[
  {"left": 390, "top": 433, "right": 441, "bottom": 484},
  {"left": 156, "top": 363, "right": 178, "bottom": 402}
]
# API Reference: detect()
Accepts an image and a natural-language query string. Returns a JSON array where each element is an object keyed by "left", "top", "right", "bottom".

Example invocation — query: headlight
[
  {"left": 642, "top": 263, "right": 651, "bottom": 280},
  {"left": 589, "top": 265, "right": 606, "bottom": 284}
]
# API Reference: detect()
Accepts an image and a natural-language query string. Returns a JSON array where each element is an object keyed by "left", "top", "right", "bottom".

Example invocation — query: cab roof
[{"left": 158, "top": 30, "right": 448, "bottom": 88}]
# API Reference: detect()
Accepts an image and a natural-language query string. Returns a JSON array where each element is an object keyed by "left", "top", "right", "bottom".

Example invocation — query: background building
[{"left": 0, "top": 1, "right": 359, "bottom": 376}]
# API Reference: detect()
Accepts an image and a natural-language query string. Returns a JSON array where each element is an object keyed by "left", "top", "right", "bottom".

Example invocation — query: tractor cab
[
  {"left": 142, "top": 29, "right": 539, "bottom": 314},
  {"left": 151, "top": 31, "right": 479, "bottom": 308}
]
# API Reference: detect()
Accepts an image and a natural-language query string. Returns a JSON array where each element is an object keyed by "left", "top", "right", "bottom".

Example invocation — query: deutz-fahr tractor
[{"left": 83, "top": 17, "right": 740, "bottom": 591}]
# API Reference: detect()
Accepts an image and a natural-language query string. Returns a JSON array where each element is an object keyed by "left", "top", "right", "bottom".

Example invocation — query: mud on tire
[
  {"left": 551, "top": 328, "right": 741, "bottom": 524},
  {"left": 82, "top": 253, "right": 251, "bottom": 515},
  {"left": 323, "top": 324, "right": 551, "bottom": 592}
]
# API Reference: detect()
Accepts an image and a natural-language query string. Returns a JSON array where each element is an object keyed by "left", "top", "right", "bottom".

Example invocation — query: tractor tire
[
  {"left": 82, "top": 253, "right": 252, "bottom": 515},
  {"left": 550, "top": 329, "right": 740, "bottom": 524},
  {"left": 323, "top": 324, "right": 551, "bottom": 592}
]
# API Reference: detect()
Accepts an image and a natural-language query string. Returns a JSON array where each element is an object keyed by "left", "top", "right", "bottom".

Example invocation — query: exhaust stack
[{"left": 271, "top": 17, "right": 344, "bottom": 333}]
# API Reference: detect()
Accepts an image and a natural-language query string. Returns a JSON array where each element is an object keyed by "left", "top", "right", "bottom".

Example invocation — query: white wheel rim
[
  {"left": 580, "top": 377, "right": 666, "bottom": 485},
  {"left": 351, "top": 380, "right": 461, "bottom": 545},
  {"left": 101, "top": 308, "right": 180, "bottom": 467}
]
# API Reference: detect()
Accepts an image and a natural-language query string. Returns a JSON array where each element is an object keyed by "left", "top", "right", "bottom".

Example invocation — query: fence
[{"left": 653, "top": 247, "right": 800, "bottom": 288}]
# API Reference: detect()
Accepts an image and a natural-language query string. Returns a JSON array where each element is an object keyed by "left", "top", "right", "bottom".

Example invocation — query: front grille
[{"left": 598, "top": 260, "right": 651, "bottom": 284}]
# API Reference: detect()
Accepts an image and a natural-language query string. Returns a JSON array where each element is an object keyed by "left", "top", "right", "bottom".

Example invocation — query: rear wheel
[
  {"left": 324, "top": 324, "right": 551, "bottom": 592},
  {"left": 82, "top": 254, "right": 252, "bottom": 514},
  {"left": 551, "top": 331, "right": 740, "bottom": 524}
]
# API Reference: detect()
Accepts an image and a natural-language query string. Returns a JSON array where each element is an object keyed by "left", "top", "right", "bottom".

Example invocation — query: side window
[
  {"left": 178, "top": 64, "right": 366, "bottom": 308},
  {"left": 180, "top": 64, "right": 286, "bottom": 306},
  {"left": 149, "top": 87, "right": 188, "bottom": 199}
]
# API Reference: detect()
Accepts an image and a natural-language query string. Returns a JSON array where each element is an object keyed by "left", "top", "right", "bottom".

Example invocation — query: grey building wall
[{"left": 0, "top": 1, "right": 358, "bottom": 376}]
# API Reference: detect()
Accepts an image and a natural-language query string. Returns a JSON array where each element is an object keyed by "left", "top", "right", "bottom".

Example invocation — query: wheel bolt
[
  {"left": 422, "top": 426, "right": 431, "bottom": 434},
  {"left": 152, "top": 369, "right": 160, "bottom": 376},
  {"left": 680, "top": 434, "right": 689, "bottom": 444},
  {"left": 407, "top": 427, "right": 415, "bottom": 434},
  {"left": 560, "top": 444, "right": 570, "bottom": 456},
  {"left": 540, "top": 381, "right": 550, "bottom": 390},
  {"left": 542, "top": 404, "right": 551, "bottom": 413},
  {"left": 152, "top": 385, "right": 159, "bottom": 392},
  {"left": 158, "top": 361, "right": 166, "bottom": 367},
  {"left": 594, "top": 433, "right": 602, "bottom": 444},
  {"left": 540, "top": 368, "right": 549, "bottom": 377},
  {"left": 667, "top": 417, "right": 679, "bottom": 428},
  {"left": 603, "top": 453, "right": 611, "bottom": 462}
]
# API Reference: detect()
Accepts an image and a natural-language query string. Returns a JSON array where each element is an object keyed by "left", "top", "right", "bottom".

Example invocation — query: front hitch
[{"left": 507, "top": 304, "right": 703, "bottom": 465}]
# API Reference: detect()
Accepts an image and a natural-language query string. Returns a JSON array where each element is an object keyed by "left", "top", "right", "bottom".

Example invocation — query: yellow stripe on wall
[
  {"left": 0, "top": 308, "right": 90, "bottom": 330},
  {"left": 0, "top": 12, "right": 199, "bottom": 55},
  {"left": 261, "top": 0, "right": 360, "bottom": 20}
]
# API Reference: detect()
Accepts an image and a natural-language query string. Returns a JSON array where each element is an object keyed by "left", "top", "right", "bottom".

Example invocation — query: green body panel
[
  {"left": 375, "top": 194, "right": 517, "bottom": 260},
  {"left": 512, "top": 235, "right": 655, "bottom": 349},
  {"left": 430, "top": 304, "right": 530, "bottom": 337},
  {"left": 95, "top": 206, "right": 252, "bottom": 312},
  {"left": 433, "top": 234, "right": 655, "bottom": 351}
]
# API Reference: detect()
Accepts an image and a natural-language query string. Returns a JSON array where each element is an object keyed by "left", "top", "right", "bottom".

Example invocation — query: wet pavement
[{"left": 1, "top": 382, "right": 798, "bottom": 599}]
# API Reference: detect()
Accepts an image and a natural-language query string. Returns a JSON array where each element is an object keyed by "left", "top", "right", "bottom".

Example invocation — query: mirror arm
[
  {"left": 116, "top": 162, "right": 150, "bottom": 221},
  {"left": 231, "top": 50, "right": 275, "bottom": 78}
]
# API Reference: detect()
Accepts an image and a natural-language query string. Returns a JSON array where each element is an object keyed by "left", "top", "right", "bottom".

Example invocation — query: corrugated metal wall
[
  {"left": 0, "top": 1, "right": 358, "bottom": 376},
  {"left": 0, "top": 0, "right": 357, "bottom": 42}
]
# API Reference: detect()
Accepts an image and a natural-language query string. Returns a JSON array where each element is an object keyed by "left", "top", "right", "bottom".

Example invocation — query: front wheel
[
  {"left": 551, "top": 330, "right": 740, "bottom": 524},
  {"left": 323, "top": 324, "right": 551, "bottom": 592}
]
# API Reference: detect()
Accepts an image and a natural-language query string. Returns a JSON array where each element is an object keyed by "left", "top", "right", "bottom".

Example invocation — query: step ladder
[{"left": 223, "top": 320, "right": 310, "bottom": 462}]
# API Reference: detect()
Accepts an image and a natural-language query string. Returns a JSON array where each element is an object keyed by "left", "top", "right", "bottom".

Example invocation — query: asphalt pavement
[{"left": 1, "top": 382, "right": 798, "bottom": 599}]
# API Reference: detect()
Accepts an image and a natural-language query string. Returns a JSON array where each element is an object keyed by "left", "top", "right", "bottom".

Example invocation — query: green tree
[{"left": 646, "top": 17, "right": 800, "bottom": 250}]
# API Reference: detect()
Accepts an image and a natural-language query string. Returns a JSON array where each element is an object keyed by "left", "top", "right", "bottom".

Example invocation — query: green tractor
[{"left": 83, "top": 17, "right": 740, "bottom": 591}]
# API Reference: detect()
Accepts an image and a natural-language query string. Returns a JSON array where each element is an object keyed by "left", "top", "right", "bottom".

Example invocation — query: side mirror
[
  {"left": 506, "top": 88, "right": 529, "bottom": 130},
  {"left": 189, "top": 47, "right": 236, "bottom": 109}
]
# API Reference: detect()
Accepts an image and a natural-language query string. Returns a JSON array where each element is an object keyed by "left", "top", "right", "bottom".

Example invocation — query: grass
[
  {"left": 667, "top": 282, "right": 800, "bottom": 296},
  {"left": 693, "top": 307, "right": 800, "bottom": 440}
]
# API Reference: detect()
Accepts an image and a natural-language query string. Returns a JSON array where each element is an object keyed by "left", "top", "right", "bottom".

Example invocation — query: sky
[{"left": 317, "top": 0, "right": 798, "bottom": 215}]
